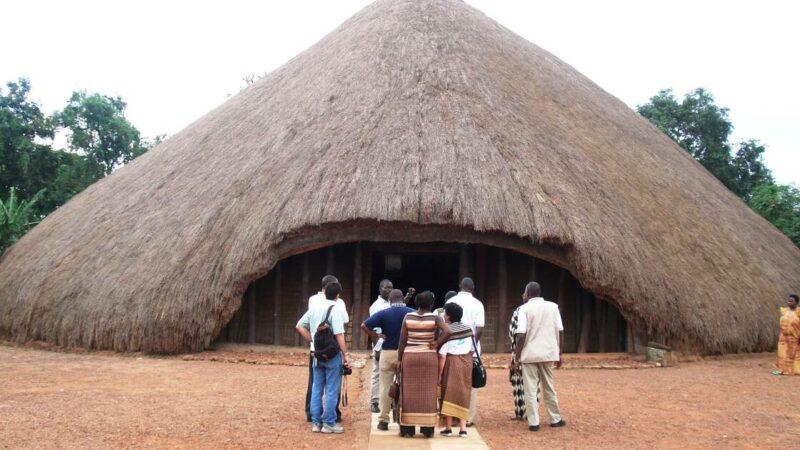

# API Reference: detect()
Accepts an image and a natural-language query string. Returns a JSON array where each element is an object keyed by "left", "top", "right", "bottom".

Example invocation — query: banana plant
[{"left": 0, "top": 188, "right": 43, "bottom": 252}]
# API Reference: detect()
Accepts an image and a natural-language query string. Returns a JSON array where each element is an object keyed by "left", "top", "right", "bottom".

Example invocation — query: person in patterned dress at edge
[
  {"left": 305, "top": 275, "right": 349, "bottom": 422},
  {"left": 437, "top": 302, "right": 474, "bottom": 438},
  {"left": 368, "top": 280, "right": 393, "bottom": 413},
  {"left": 509, "top": 300, "right": 527, "bottom": 420},
  {"left": 397, "top": 290, "right": 450, "bottom": 438},
  {"left": 445, "top": 278, "right": 485, "bottom": 426},
  {"left": 773, "top": 294, "right": 800, "bottom": 376}
]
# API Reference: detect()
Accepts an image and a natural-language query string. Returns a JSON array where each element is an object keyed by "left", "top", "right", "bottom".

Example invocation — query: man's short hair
[
  {"left": 444, "top": 290, "right": 457, "bottom": 301},
  {"left": 444, "top": 302, "right": 463, "bottom": 322},
  {"left": 525, "top": 281, "right": 541, "bottom": 298},
  {"left": 415, "top": 290, "right": 435, "bottom": 310},
  {"left": 321, "top": 275, "right": 338, "bottom": 289},
  {"left": 379, "top": 279, "right": 392, "bottom": 288},
  {"left": 790, "top": 294, "right": 799, "bottom": 302},
  {"left": 460, "top": 277, "right": 475, "bottom": 292},
  {"left": 325, "top": 282, "right": 342, "bottom": 300}
]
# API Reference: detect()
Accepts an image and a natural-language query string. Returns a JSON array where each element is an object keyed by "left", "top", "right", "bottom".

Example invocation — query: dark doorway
[{"left": 369, "top": 245, "right": 460, "bottom": 310}]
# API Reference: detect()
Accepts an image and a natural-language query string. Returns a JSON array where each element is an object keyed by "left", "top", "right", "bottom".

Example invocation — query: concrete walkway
[{"left": 367, "top": 412, "right": 490, "bottom": 450}]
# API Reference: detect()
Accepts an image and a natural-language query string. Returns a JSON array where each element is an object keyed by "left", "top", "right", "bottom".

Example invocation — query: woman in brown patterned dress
[{"left": 397, "top": 290, "right": 450, "bottom": 438}]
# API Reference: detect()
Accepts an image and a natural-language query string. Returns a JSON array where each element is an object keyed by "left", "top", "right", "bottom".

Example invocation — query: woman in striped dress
[{"left": 397, "top": 290, "right": 450, "bottom": 438}]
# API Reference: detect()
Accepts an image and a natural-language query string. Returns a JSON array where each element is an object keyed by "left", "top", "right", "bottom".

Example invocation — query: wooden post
[
  {"left": 326, "top": 246, "right": 335, "bottom": 274},
  {"left": 272, "top": 261, "right": 283, "bottom": 345},
  {"left": 361, "top": 245, "right": 373, "bottom": 350},
  {"left": 352, "top": 243, "right": 363, "bottom": 349},
  {"left": 597, "top": 298, "right": 608, "bottom": 353},
  {"left": 297, "top": 253, "right": 310, "bottom": 346},
  {"left": 495, "top": 248, "right": 508, "bottom": 353},
  {"left": 577, "top": 291, "right": 592, "bottom": 353},
  {"left": 229, "top": 304, "right": 242, "bottom": 342},
  {"left": 248, "top": 284, "right": 257, "bottom": 344},
  {"left": 475, "top": 245, "right": 487, "bottom": 300},
  {"left": 556, "top": 269, "right": 567, "bottom": 310},
  {"left": 458, "top": 244, "right": 470, "bottom": 280}
]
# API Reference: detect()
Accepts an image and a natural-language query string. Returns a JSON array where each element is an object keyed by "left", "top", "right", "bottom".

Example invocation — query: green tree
[
  {"left": 0, "top": 79, "right": 58, "bottom": 202},
  {"left": 57, "top": 91, "right": 148, "bottom": 177},
  {"left": 0, "top": 187, "right": 42, "bottom": 252},
  {"left": 748, "top": 183, "right": 800, "bottom": 245},
  {"left": 638, "top": 88, "right": 775, "bottom": 200}
]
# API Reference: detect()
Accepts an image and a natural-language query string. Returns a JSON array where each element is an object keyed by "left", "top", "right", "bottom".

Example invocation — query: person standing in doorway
[
  {"left": 305, "top": 275, "right": 349, "bottom": 422},
  {"left": 445, "top": 277, "right": 485, "bottom": 426},
  {"left": 368, "top": 279, "right": 393, "bottom": 413},
  {"left": 512, "top": 282, "right": 566, "bottom": 432},
  {"left": 361, "top": 289, "right": 415, "bottom": 431},
  {"left": 295, "top": 282, "right": 352, "bottom": 433}
]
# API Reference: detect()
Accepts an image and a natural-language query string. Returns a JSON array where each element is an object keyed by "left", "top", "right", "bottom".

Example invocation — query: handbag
[
  {"left": 471, "top": 335, "right": 487, "bottom": 389},
  {"left": 388, "top": 372, "right": 400, "bottom": 401}
]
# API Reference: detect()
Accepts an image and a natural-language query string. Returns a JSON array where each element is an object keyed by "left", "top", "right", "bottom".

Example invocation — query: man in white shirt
[
  {"left": 367, "top": 279, "right": 393, "bottom": 413},
  {"left": 304, "top": 275, "right": 349, "bottom": 422},
  {"left": 445, "top": 277, "right": 485, "bottom": 426},
  {"left": 512, "top": 281, "right": 566, "bottom": 432}
]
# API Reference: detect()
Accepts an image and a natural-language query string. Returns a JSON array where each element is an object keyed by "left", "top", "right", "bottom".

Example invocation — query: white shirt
[
  {"left": 368, "top": 296, "right": 391, "bottom": 351},
  {"left": 446, "top": 291, "right": 485, "bottom": 354},
  {"left": 516, "top": 297, "right": 563, "bottom": 363},
  {"left": 306, "top": 292, "right": 348, "bottom": 351},
  {"left": 438, "top": 334, "right": 473, "bottom": 356}
]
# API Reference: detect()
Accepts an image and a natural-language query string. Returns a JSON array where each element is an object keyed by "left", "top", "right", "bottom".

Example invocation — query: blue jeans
[{"left": 310, "top": 352, "right": 342, "bottom": 426}]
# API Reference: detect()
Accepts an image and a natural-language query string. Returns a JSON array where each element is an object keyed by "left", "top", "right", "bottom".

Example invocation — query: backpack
[{"left": 313, "top": 305, "right": 341, "bottom": 361}]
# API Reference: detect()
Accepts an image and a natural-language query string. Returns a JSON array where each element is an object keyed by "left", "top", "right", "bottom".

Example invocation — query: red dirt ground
[{"left": 1, "top": 344, "right": 798, "bottom": 448}]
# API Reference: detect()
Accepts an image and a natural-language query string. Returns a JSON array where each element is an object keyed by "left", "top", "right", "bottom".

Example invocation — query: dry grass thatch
[{"left": 0, "top": 0, "right": 798, "bottom": 354}]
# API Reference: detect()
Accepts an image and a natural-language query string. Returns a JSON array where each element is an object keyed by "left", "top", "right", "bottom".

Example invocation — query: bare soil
[{"left": 1, "top": 344, "right": 797, "bottom": 448}]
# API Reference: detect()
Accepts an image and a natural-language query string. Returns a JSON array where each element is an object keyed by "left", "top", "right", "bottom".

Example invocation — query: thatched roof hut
[{"left": 1, "top": 0, "right": 798, "bottom": 354}]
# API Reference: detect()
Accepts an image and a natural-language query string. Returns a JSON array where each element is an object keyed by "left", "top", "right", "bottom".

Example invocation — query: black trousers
[{"left": 306, "top": 353, "right": 342, "bottom": 422}]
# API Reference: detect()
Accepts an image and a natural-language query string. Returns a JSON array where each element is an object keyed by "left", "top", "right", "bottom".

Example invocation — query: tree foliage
[
  {"left": 0, "top": 77, "right": 160, "bottom": 252},
  {"left": 638, "top": 88, "right": 798, "bottom": 246}
]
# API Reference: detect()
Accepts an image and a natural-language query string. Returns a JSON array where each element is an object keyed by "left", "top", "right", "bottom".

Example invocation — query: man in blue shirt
[
  {"left": 361, "top": 289, "right": 415, "bottom": 431},
  {"left": 296, "top": 282, "right": 351, "bottom": 434}
]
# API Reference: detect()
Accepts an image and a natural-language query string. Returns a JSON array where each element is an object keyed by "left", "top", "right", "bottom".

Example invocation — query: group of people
[{"left": 295, "top": 273, "right": 569, "bottom": 437}]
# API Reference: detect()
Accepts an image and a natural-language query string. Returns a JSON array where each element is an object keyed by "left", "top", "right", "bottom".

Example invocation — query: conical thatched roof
[{"left": 1, "top": 0, "right": 798, "bottom": 354}]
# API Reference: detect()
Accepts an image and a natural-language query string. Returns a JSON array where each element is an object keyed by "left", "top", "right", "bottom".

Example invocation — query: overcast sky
[{"left": 3, "top": 0, "right": 798, "bottom": 184}]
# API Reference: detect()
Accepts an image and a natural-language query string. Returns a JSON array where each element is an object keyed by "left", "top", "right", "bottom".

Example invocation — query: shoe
[
  {"left": 529, "top": 425, "right": 540, "bottom": 431},
  {"left": 377, "top": 421, "right": 389, "bottom": 431},
  {"left": 465, "top": 421, "right": 475, "bottom": 427},
  {"left": 459, "top": 431, "right": 468, "bottom": 438},
  {"left": 321, "top": 424, "right": 344, "bottom": 434},
  {"left": 311, "top": 423, "right": 321, "bottom": 433},
  {"left": 440, "top": 428, "right": 452, "bottom": 437},
  {"left": 370, "top": 403, "right": 380, "bottom": 413},
  {"left": 550, "top": 419, "right": 566, "bottom": 428}
]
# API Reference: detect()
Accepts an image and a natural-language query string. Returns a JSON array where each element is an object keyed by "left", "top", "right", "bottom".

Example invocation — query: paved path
[{"left": 367, "top": 412, "right": 490, "bottom": 449}]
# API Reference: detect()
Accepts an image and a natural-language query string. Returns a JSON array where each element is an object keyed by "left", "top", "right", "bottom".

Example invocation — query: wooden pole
[
  {"left": 577, "top": 291, "right": 592, "bottom": 353},
  {"left": 495, "top": 248, "right": 508, "bottom": 353},
  {"left": 326, "top": 246, "right": 335, "bottom": 274},
  {"left": 272, "top": 261, "right": 283, "bottom": 345},
  {"left": 297, "top": 253, "right": 310, "bottom": 346},
  {"left": 597, "top": 298, "right": 608, "bottom": 353},
  {"left": 458, "top": 244, "right": 470, "bottom": 280},
  {"left": 248, "top": 284, "right": 257, "bottom": 344},
  {"left": 352, "top": 243, "right": 363, "bottom": 350},
  {"left": 556, "top": 269, "right": 567, "bottom": 310},
  {"left": 361, "top": 245, "right": 373, "bottom": 349}
]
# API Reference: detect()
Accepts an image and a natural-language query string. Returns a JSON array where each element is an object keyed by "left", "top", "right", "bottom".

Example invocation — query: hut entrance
[
  {"left": 217, "top": 241, "right": 629, "bottom": 353},
  {"left": 369, "top": 244, "right": 460, "bottom": 310}
]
